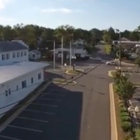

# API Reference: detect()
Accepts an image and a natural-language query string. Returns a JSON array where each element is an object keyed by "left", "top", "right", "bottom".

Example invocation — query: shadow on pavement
[
  {"left": 0, "top": 83, "right": 83, "bottom": 140},
  {"left": 42, "top": 83, "right": 83, "bottom": 140},
  {"left": 45, "top": 71, "right": 64, "bottom": 80}
]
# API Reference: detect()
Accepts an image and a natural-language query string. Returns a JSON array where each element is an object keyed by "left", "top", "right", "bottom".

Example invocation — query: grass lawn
[
  {"left": 104, "top": 45, "right": 111, "bottom": 54},
  {"left": 113, "top": 85, "right": 125, "bottom": 140},
  {"left": 66, "top": 69, "right": 81, "bottom": 75}
]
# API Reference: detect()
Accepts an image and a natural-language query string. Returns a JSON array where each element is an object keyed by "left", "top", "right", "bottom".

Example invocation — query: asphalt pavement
[
  {"left": 0, "top": 64, "right": 113, "bottom": 140},
  {"left": 0, "top": 45, "right": 113, "bottom": 140}
]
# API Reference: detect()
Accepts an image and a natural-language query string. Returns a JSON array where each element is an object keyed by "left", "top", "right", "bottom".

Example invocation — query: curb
[
  {"left": 109, "top": 83, "right": 118, "bottom": 140},
  {"left": 0, "top": 81, "right": 51, "bottom": 132},
  {"left": 108, "top": 70, "right": 115, "bottom": 77}
]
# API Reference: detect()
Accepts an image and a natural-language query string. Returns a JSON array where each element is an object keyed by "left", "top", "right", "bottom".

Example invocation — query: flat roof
[{"left": 0, "top": 61, "right": 49, "bottom": 84}]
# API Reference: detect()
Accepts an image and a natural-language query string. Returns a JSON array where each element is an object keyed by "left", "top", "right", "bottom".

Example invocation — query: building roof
[
  {"left": 0, "top": 61, "right": 49, "bottom": 84},
  {"left": 0, "top": 41, "right": 28, "bottom": 53},
  {"left": 30, "top": 50, "right": 41, "bottom": 55}
]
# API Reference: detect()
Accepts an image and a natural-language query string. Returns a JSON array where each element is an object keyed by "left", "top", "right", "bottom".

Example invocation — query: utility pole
[
  {"left": 119, "top": 31, "right": 121, "bottom": 68},
  {"left": 53, "top": 40, "right": 56, "bottom": 69},
  {"left": 116, "top": 29, "right": 121, "bottom": 69},
  {"left": 69, "top": 39, "right": 72, "bottom": 69},
  {"left": 61, "top": 36, "right": 64, "bottom": 67}
]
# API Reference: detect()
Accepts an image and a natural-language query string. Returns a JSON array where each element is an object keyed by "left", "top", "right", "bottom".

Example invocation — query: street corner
[{"left": 109, "top": 83, "right": 118, "bottom": 140}]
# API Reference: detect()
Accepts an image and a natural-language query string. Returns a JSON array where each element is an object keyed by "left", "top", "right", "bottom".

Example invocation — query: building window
[
  {"left": 38, "top": 73, "right": 41, "bottom": 80},
  {"left": 5, "top": 90, "right": 8, "bottom": 96},
  {"left": 16, "top": 85, "right": 18, "bottom": 90},
  {"left": 21, "top": 52, "right": 23, "bottom": 56},
  {"left": 6, "top": 53, "right": 9, "bottom": 59},
  {"left": 32, "top": 54, "right": 35, "bottom": 58},
  {"left": 31, "top": 77, "right": 33, "bottom": 84},
  {"left": 17, "top": 52, "right": 20, "bottom": 57},
  {"left": 24, "top": 51, "right": 26, "bottom": 56},
  {"left": 13, "top": 53, "right": 16, "bottom": 58},
  {"left": 22, "top": 80, "right": 26, "bottom": 88},
  {"left": 2, "top": 54, "right": 5, "bottom": 60}
]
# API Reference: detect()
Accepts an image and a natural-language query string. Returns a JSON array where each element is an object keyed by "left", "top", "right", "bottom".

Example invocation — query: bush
[
  {"left": 121, "top": 115, "right": 131, "bottom": 122},
  {"left": 134, "top": 128, "right": 140, "bottom": 140},
  {"left": 120, "top": 111, "right": 129, "bottom": 117},
  {"left": 121, "top": 121, "right": 131, "bottom": 132},
  {"left": 119, "top": 102, "right": 125, "bottom": 107},
  {"left": 120, "top": 106, "right": 127, "bottom": 113},
  {"left": 125, "top": 132, "right": 134, "bottom": 140}
]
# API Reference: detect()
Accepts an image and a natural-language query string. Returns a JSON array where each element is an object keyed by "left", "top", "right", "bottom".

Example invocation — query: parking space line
[
  {"left": 31, "top": 103, "right": 58, "bottom": 108},
  {"left": 8, "top": 125, "right": 42, "bottom": 132},
  {"left": 24, "top": 109, "right": 55, "bottom": 115},
  {"left": 17, "top": 116, "right": 49, "bottom": 123},
  {"left": 39, "top": 98, "right": 62, "bottom": 102},
  {"left": 46, "top": 93, "right": 66, "bottom": 96},
  {"left": 0, "top": 135, "right": 21, "bottom": 140}
]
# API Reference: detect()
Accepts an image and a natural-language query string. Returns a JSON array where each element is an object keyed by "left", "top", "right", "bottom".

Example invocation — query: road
[{"left": 0, "top": 45, "right": 112, "bottom": 140}]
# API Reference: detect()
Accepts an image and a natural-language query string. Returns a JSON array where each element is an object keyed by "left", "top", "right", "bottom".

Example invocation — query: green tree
[{"left": 114, "top": 75, "right": 136, "bottom": 102}]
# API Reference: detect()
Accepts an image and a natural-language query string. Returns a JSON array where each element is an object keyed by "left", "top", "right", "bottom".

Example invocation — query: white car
[{"left": 106, "top": 61, "right": 118, "bottom": 66}]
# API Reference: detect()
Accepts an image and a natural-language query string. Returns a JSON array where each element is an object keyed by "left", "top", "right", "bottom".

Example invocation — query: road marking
[
  {"left": 8, "top": 125, "right": 42, "bottom": 132},
  {"left": 31, "top": 103, "right": 58, "bottom": 108},
  {"left": 46, "top": 93, "right": 65, "bottom": 96},
  {"left": 0, "top": 135, "right": 21, "bottom": 140},
  {"left": 17, "top": 116, "right": 49, "bottom": 123},
  {"left": 24, "top": 109, "right": 55, "bottom": 115},
  {"left": 39, "top": 98, "right": 62, "bottom": 102}
]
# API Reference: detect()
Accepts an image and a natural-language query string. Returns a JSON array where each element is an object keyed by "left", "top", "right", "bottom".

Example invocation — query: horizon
[{"left": 0, "top": 0, "right": 139, "bottom": 31}]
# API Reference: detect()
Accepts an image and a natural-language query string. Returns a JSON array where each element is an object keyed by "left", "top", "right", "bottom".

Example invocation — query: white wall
[
  {"left": 0, "top": 49, "right": 28, "bottom": 65},
  {"left": 0, "top": 68, "right": 44, "bottom": 117},
  {"left": 29, "top": 51, "right": 41, "bottom": 60}
]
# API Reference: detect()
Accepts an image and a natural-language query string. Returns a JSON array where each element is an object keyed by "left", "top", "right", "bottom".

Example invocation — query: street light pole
[
  {"left": 61, "top": 36, "right": 64, "bottom": 67},
  {"left": 69, "top": 39, "right": 72, "bottom": 69},
  {"left": 119, "top": 31, "right": 121, "bottom": 68},
  {"left": 53, "top": 40, "right": 56, "bottom": 69}
]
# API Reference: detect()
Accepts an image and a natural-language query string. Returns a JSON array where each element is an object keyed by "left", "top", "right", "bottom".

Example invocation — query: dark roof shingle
[{"left": 0, "top": 41, "right": 28, "bottom": 52}]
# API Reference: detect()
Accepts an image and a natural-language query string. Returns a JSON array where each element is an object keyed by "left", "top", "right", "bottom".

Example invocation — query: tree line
[{"left": 0, "top": 24, "right": 140, "bottom": 50}]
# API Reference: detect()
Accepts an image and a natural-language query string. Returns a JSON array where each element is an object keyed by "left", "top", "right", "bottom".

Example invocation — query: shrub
[
  {"left": 134, "top": 128, "right": 140, "bottom": 140},
  {"left": 124, "top": 131, "right": 133, "bottom": 140},
  {"left": 121, "top": 115, "right": 131, "bottom": 122},
  {"left": 120, "top": 111, "right": 129, "bottom": 117},
  {"left": 119, "top": 102, "right": 125, "bottom": 107},
  {"left": 120, "top": 106, "right": 127, "bottom": 113},
  {"left": 121, "top": 121, "right": 131, "bottom": 132}
]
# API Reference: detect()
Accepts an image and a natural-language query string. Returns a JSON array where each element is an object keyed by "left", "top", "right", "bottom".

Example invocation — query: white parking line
[
  {"left": 46, "top": 93, "right": 65, "bottom": 96},
  {"left": 8, "top": 125, "right": 42, "bottom": 132},
  {"left": 17, "top": 116, "right": 49, "bottom": 123},
  {"left": 31, "top": 103, "right": 58, "bottom": 108},
  {"left": 0, "top": 135, "right": 21, "bottom": 140},
  {"left": 39, "top": 98, "right": 62, "bottom": 102},
  {"left": 24, "top": 109, "right": 55, "bottom": 115}
]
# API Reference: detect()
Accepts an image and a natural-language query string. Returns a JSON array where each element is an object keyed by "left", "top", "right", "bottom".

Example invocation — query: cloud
[
  {"left": 41, "top": 8, "right": 82, "bottom": 14},
  {"left": 0, "top": 0, "right": 15, "bottom": 10}
]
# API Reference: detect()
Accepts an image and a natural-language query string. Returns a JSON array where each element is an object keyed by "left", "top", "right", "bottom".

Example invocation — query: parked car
[{"left": 106, "top": 61, "right": 118, "bottom": 65}]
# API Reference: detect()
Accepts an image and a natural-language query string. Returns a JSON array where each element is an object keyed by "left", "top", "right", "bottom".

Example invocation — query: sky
[{"left": 0, "top": 0, "right": 139, "bottom": 31}]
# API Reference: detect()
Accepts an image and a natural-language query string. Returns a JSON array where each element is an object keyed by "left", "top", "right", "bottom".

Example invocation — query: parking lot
[{"left": 0, "top": 83, "right": 82, "bottom": 140}]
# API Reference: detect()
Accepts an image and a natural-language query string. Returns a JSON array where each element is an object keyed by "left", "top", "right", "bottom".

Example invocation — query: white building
[
  {"left": 50, "top": 48, "right": 89, "bottom": 59},
  {"left": 0, "top": 40, "right": 49, "bottom": 118},
  {"left": 73, "top": 39, "right": 87, "bottom": 46},
  {"left": 29, "top": 50, "right": 41, "bottom": 61}
]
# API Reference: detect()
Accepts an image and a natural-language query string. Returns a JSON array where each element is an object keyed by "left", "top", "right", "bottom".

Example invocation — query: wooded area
[{"left": 0, "top": 24, "right": 139, "bottom": 50}]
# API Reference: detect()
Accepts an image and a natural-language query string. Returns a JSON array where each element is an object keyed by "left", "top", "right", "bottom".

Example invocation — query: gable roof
[
  {"left": 30, "top": 50, "right": 41, "bottom": 55},
  {"left": 0, "top": 41, "right": 28, "bottom": 53}
]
